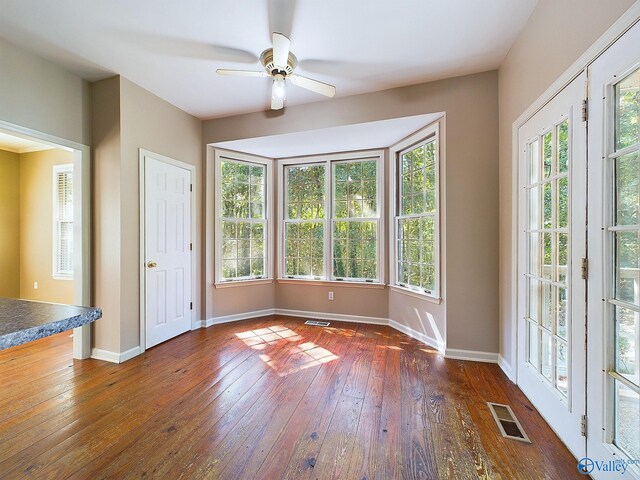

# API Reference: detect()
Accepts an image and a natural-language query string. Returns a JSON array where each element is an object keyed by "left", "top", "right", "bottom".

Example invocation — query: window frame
[
  {"left": 52, "top": 163, "right": 74, "bottom": 280},
  {"left": 214, "top": 149, "right": 273, "bottom": 285},
  {"left": 389, "top": 121, "right": 442, "bottom": 301},
  {"left": 277, "top": 150, "right": 385, "bottom": 285}
]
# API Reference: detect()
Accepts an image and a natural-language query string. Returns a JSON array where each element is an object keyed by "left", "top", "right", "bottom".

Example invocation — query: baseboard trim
[
  {"left": 274, "top": 308, "right": 388, "bottom": 326},
  {"left": 203, "top": 308, "right": 277, "bottom": 328},
  {"left": 498, "top": 355, "right": 516, "bottom": 382},
  {"left": 201, "top": 307, "right": 501, "bottom": 365},
  {"left": 388, "top": 318, "right": 445, "bottom": 353},
  {"left": 444, "top": 348, "right": 499, "bottom": 363},
  {"left": 91, "top": 345, "right": 142, "bottom": 364}
]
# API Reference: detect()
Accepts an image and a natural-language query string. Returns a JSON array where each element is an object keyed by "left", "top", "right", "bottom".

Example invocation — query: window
[
  {"left": 215, "top": 152, "right": 271, "bottom": 283},
  {"left": 280, "top": 152, "right": 383, "bottom": 283},
  {"left": 394, "top": 127, "right": 440, "bottom": 297},
  {"left": 53, "top": 164, "right": 73, "bottom": 278}
]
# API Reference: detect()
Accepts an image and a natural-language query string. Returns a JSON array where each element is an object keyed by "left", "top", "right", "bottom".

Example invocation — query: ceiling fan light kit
[{"left": 216, "top": 32, "right": 336, "bottom": 111}]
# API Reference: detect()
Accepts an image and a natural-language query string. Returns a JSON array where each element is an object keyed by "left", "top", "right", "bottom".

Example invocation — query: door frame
[
  {"left": 139, "top": 148, "right": 197, "bottom": 353},
  {"left": 0, "top": 119, "right": 92, "bottom": 359},
  {"left": 508, "top": 4, "right": 640, "bottom": 383}
]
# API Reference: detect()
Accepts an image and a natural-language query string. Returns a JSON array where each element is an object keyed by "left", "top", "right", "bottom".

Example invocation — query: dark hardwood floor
[{"left": 0, "top": 315, "right": 583, "bottom": 479}]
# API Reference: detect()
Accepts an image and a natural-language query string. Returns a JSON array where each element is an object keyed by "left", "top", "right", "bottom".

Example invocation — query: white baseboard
[
  {"left": 274, "top": 308, "right": 388, "bottom": 326},
  {"left": 91, "top": 345, "right": 142, "bottom": 364},
  {"left": 203, "top": 308, "right": 277, "bottom": 328},
  {"left": 200, "top": 307, "right": 502, "bottom": 366},
  {"left": 388, "top": 318, "right": 445, "bottom": 353},
  {"left": 444, "top": 348, "right": 499, "bottom": 363},
  {"left": 498, "top": 355, "right": 516, "bottom": 382}
]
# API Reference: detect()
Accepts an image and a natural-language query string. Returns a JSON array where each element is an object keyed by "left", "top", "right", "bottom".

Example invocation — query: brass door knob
[{"left": 147, "top": 261, "right": 157, "bottom": 268}]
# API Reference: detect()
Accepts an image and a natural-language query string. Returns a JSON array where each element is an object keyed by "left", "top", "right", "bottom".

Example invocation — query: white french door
[
  {"left": 143, "top": 154, "right": 192, "bottom": 349},
  {"left": 587, "top": 20, "right": 640, "bottom": 477},
  {"left": 517, "top": 72, "right": 587, "bottom": 459}
]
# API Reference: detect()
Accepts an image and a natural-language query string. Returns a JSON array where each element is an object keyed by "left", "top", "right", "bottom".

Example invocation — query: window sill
[
  {"left": 53, "top": 275, "right": 73, "bottom": 281},
  {"left": 277, "top": 279, "right": 386, "bottom": 289},
  {"left": 389, "top": 285, "right": 442, "bottom": 304},
  {"left": 214, "top": 278, "right": 273, "bottom": 288}
]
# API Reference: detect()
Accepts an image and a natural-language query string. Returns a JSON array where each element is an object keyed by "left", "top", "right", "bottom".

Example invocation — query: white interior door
[
  {"left": 517, "top": 72, "right": 587, "bottom": 459},
  {"left": 587, "top": 20, "right": 640, "bottom": 477},
  {"left": 144, "top": 155, "right": 192, "bottom": 349}
]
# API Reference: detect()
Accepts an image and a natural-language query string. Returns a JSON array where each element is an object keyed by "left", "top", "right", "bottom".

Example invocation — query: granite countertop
[{"left": 0, "top": 298, "right": 102, "bottom": 350}]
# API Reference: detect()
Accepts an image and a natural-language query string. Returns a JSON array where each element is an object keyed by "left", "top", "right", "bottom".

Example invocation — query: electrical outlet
[
  {"left": 34, "top": 281, "right": 38, "bottom": 289},
  {"left": 328, "top": 291, "right": 334, "bottom": 301}
]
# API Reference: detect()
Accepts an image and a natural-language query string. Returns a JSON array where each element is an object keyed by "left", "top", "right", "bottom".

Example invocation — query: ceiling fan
[{"left": 216, "top": 33, "right": 336, "bottom": 110}]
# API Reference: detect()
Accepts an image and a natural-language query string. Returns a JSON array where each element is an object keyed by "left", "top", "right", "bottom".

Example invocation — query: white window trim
[
  {"left": 213, "top": 149, "right": 273, "bottom": 285},
  {"left": 53, "top": 163, "right": 74, "bottom": 280},
  {"left": 277, "top": 149, "right": 385, "bottom": 284},
  {"left": 389, "top": 121, "right": 442, "bottom": 300}
]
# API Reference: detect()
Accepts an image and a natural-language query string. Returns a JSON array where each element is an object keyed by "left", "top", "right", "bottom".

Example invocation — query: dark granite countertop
[{"left": 0, "top": 298, "right": 102, "bottom": 350}]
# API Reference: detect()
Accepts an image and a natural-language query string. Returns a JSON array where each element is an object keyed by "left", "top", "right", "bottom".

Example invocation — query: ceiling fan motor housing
[{"left": 260, "top": 48, "right": 297, "bottom": 76}]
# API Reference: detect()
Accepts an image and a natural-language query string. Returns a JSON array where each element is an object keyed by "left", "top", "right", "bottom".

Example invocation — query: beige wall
[
  {"left": 498, "top": 0, "right": 636, "bottom": 368},
  {"left": 19, "top": 149, "right": 74, "bottom": 304},
  {"left": 91, "top": 76, "right": 122, "bottom": 353},
  {"left": 204, "top": 71, "right": 499, "bottom": 354},
  {"left": 119, "top": 77, "right": 203, "bottom": 351},
  {"left": 0, "top": 38, "right": 91, "bottom": 146},
  {"left": 0, "top": 149, "right": 20, "bottom": 298},
  {"left": 91, "top": 76, "right": 203, "bottom": 353}
]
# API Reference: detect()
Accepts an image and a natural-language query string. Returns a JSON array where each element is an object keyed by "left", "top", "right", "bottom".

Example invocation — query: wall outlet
[
  {"left": 33, "top": 281, "right": 38, "bottom": 289},
  {"left": 328, "top": 291, "right": 334, "bottom": 301}
]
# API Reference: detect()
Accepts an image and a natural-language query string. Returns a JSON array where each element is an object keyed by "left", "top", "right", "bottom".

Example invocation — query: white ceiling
[
  {"left": 212, "top": 113, "right": 443, "bottom": 158},
  {"left": 0, "top": 0, "right": 537, "bottom": 120},
  {"left": 0, "top": 131, "right": 54, "bottom": 154}
]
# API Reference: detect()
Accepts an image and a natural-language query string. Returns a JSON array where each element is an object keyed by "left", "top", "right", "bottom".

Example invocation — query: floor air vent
[
  {"left": 305, "top": 320, "right": 330, "bottom": 327},
  {"left": 487, "top": 402, "right": 531, "bottom": 443}
]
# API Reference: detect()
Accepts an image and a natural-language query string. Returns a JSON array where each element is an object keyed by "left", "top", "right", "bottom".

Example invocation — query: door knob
[{"left": 147, "top": 261, "right": 157, "bottom": 268}]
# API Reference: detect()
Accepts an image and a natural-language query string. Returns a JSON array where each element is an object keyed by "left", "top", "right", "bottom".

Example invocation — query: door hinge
[
  {"left": 581, "top": 99, "right": 588, "bottom": 122},
  {"left": 580, "top": 415, "right": 587, "bottom": 437},
  {"left": 190, "top": 183, "right": 193, "bottom": 192},
  {"left": 190, "top": 242, "right": 193, "bottom": 251},
  {"left": 190, "top": 302, "right": 193, "bottom": 310},
  {"left": 581, "top": 258, "right": 588, "bottom": 280}
]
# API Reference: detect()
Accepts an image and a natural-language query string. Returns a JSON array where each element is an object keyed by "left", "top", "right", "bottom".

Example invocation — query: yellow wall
[
  {"left": 0, "top": 149, "right": 20, "bottom": 298},
  {"left": 19, "top": 148, "right": 74, "bottom": 304}
]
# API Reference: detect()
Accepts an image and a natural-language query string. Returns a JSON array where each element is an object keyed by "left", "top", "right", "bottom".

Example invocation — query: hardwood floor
[{"left": 0, "top": 315, "right": 583, "bottom": 479}]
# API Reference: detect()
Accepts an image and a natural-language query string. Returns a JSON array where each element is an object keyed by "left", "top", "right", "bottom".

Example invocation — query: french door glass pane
[
  {"left": 615, "top": 305, "right": 638, "bottom": 383},
  {"left": 556, "top": 286, "right": 568, "bottom": 339},
  {"left": 542, "top": 282, "right": 553, "bottom": 331},
  {"left": 556, "top": 340, "right": 568, "bottom": 396},
  {"left": 615, "top": 69, "right": 639, "bottom": 151},
  {"left": 529, "top": 321, "right": 539, "bottom": 368},
  {"left": 557, "top": 120, "right": 569, "bottom": 174},
  {"left": 615, "top": 231, "right": 640, "bottom": 304},
  {"left": 616, "top": 152, "right": 640, "bottom": 226},
  {"left": 615, "top": 380, "right": 640, "bottom": 459},
  {"left": 541, "top": 330, "right": 553, "bottom": 381}
]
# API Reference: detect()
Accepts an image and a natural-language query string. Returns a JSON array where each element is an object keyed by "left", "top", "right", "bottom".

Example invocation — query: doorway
[
  {"left": 517, "top": 72, "right": 587, "bottom": 459},
  {"left": 139, "top": 149, "right": 196, "bottom": 349},
  {"left": 0, "top": 120, "right": 91, "bottom": 358}
]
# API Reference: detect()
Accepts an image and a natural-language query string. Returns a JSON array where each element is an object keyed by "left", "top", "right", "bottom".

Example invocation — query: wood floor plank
[{"left": 0, "top": 316, "right": 585, "bottom": 480}]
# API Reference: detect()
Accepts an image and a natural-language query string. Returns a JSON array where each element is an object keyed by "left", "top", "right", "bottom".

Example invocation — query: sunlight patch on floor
[{"left": 259, "top": 342, "right": 339, "bottom": 377}]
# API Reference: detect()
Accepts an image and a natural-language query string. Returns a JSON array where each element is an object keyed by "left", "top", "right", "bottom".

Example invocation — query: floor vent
[
  {"left": 487, "top": 402, "right": 531, "bottom": 443},
  {"left": 305, "top": 320, "right": 330, "bottom": 327}
]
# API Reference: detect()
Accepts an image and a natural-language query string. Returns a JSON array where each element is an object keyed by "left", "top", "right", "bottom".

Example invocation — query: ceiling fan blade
[
  {"left": 272, "top": 33, "right": 291, "bottom": 69},
  {"left": 216, "top": 69, "right": 269, "bottom": 78},
  {"left": 289, "top": 74, "right": 336, "bottom": 97}
]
